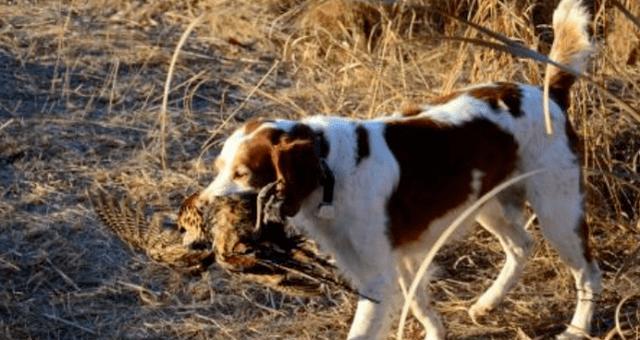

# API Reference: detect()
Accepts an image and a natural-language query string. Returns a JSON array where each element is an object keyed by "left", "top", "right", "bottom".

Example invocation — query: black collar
[{"left": 313, "top": 132, "right": 334, "bottom": 208}]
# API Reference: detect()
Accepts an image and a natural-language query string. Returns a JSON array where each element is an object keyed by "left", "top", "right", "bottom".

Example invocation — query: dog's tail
[{"left": 543, "top": 0, "right": 592, "bottom": 128}]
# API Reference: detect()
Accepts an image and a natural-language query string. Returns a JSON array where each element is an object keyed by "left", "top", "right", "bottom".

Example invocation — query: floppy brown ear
[{"left": 271, "top": 139, "right": 322, "bottom": 217}]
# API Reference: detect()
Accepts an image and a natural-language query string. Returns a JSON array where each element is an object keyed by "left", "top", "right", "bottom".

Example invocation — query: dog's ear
[{"left": 271, "top": 139, "right": 322, "bottom": 217}]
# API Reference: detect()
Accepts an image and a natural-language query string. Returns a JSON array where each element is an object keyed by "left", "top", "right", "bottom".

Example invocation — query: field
[{"left": 1, "top": 0, "right": 639, "bottom": 339}]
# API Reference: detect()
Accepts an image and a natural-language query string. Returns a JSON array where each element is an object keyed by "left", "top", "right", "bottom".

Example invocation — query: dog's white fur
[{"left": 199, "top": 1, "right": 601, "bottom": 339}]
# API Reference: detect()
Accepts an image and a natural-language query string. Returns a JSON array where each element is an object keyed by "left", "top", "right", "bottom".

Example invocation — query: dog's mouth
[{"left": 188, "top": 240, "right": 212, "bottom": 251}]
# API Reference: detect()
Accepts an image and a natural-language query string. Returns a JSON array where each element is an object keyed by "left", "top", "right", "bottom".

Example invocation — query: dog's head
[{"left": 198, "top": 118, "right": 326, "bottom": 219}]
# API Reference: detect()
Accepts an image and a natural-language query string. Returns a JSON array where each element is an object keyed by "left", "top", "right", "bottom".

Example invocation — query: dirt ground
[{"left": 1, "top": 0, "right": 639, "bottom": 339}]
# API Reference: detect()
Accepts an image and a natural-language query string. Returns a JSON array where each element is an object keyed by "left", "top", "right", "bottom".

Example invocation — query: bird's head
[{"left": 177, "top": 191, "right": 210, "bottom": 249}]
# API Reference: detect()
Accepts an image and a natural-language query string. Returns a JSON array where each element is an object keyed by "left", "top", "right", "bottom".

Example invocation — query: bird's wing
[
  {"left": 89, "top": 188, "right": 149, "bottom": 250},
  {"left": 89, "top": 187, "right": 213, "bottom": 273}
]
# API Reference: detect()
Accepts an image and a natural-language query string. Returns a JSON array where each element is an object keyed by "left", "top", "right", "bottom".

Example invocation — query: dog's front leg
[{"left": 347, "top": 273, "right": 395, "bottom": 340}]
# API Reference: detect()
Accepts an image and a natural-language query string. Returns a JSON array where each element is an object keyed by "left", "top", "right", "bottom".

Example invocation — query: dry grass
[{"left": 1, "top": 0, "right": 639, "bottom": 339}]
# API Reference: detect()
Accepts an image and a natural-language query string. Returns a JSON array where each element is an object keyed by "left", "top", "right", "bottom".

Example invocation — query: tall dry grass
[{"left": 0, "top": 0, "right": 638, "bottom": 339}]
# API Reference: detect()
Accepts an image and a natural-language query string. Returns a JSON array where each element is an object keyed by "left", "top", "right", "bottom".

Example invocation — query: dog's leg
[
  {"left": 527, "top": 170, "right": 602, "bottom": 339},
  {"left": 469, "top": 197, "right": 533, "bottom": 320},
  {"left": 397, "top": 258, "right": 445, "bottom": 340},
  {"left": 343, "top": 234, "right": 398, "bottom": 340},
  {"left": 347, "top": 268, "right": 396, "bottom": 340}
]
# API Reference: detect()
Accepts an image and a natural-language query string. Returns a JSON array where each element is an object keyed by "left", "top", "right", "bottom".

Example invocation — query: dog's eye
[{"left": 233, "top": 169, "right": 250, "bottom": 180}]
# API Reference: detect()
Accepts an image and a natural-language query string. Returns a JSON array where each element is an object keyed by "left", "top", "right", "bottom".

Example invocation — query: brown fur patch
[
  {"left": 400, "top": 103, "right": 423, "bottom": 117},
  {"left": 559, "top": 112, "right": 590, "bottom": 261},
  {"left": 234, "top": 123, "right": 324, "bottom": 217},
  {"left": 355, "top": 125, "right": 370, "bottom": 165},
  {"left": 468, "top": 82, "right": 524, "bottom": 117},
  {"left": 428, "top": 92, "right": 462, "bottom": 105},
  {"left": 384, "top": 117, "right": 519, "bottom": 247},
  {"left": 564, "top": 116, "right": 582, "bottom": 165},
  {"left": 577, "top": 215, "right": 593, "bottom": 262},
  {"left": 548, "top": 72, "right": 576, "bottom": 112},
  {"left": 565, "top": 118, "right": 589, "bottom": 261},
  {"left": 272, "top": 135, "right": 323, "bottom": 217},
  {"left": 233, "top": 128, "right": 282, "bottom": 189},
  {"left": 243, "top": 118, "right": 274, "bottom": 134}
]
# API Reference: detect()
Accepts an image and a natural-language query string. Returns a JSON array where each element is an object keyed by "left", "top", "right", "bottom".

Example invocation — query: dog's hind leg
[
  {"left": 469, "top": 193, "right": 534, "bottom": 320},
  {"left": 397, "top": 257, "right": 445, "bottom": 340},
  {"left": 526, "top": 168, "right": 601, "bottom": 339}
]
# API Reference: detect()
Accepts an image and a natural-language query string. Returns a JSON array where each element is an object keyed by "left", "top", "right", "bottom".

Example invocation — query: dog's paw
[
  {"left": 424, "top": 334, "right": 444, "bottom": 340},
  {"left": 555, "top": 328, "right": 587, "bottom": 340}
]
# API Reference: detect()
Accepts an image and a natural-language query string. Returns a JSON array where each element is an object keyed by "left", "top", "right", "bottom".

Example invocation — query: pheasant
[{"left": 90, "top": 187, "right": 352, "bottom": 297}]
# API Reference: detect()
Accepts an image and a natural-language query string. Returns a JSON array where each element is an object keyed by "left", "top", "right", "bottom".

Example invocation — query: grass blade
[
  {"left": 611, "top": 0, "right": 640, "bottom": 30},
  {"left": 159, "top": 14, "right": 206, "bottom": 171}
]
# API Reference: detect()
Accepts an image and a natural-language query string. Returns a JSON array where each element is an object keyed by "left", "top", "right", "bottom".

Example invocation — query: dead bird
[
  {"left": 178, "top": 190, "right": 350, "bottom": 296},
  {"left": 91, "top": 187, "right": 352, "bottom": 297}
]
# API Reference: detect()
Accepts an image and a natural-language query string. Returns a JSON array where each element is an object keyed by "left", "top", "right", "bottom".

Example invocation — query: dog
[{"left": 184, "top": 0, "right": 601, "bottom": 338}]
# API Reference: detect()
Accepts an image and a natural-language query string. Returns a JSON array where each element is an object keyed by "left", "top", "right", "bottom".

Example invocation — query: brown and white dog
[{"left": 183, "top": 0, "right": 601, "bottom": 338}]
